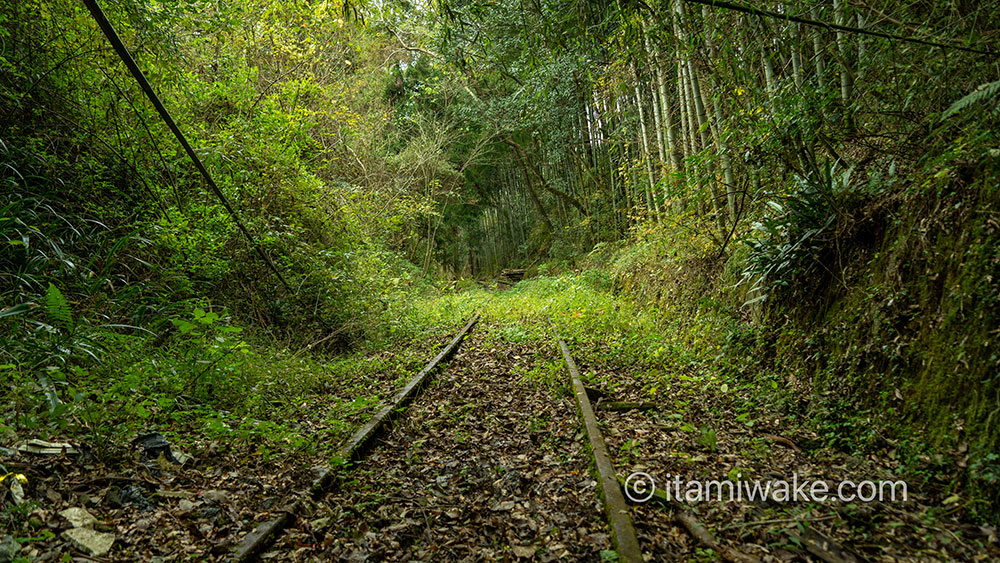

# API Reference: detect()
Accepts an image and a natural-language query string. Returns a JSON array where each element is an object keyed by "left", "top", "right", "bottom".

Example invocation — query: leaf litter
[
  {"left": 268, "top": 326, "right": 612, "bottom": 561},
  {"left": 0, "top": 335, "right": 446, "bottom": 561},
  {"left": 5, "top": 320, "right": 997, "bottom": 561},
  {"left": 573, "top": 352, "right": 1000, "bottom": 562}
]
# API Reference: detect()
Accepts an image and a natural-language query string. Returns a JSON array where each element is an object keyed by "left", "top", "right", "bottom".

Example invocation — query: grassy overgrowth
[{"left": 405, "top": 247, "right": 999, "bottom": 523}]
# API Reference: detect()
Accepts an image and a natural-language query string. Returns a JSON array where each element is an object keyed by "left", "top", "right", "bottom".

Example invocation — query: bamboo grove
[{"left": 418, "top": 0, "right": 1000, "bottom": 273}]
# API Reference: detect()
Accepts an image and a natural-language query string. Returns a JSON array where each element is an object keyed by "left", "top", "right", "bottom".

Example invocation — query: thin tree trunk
[
  {"left": 833, "top": 0, "right": 854, "bottom": 105},
  {"left": 657, "top": 60, "right": 683, "bottom": 201},
  {"left": 701, "top": 5, "right": 736, "bottom": 222},
  {"left": 762, "top": 47, "right": 777, "bottom": 100},
  {"left": 676, "top": 0, "right": 724, "bottom": 234},
  {"left": 643, "top": 22, "right": 668, "bottom": 174},
  {"left": 632, "top": 73, "right": 659, "bottom": 220},
  {"left": 856, "top": 13, "right": 866, "bottom": 82},
  {"left": 676, "top": 57, "right": 692, "bottom": 161},
  {"left": 811, "top": 7, "right": 827, "bottom": 91},
  {"left": 791, "top": 22, "right": 804, "bottom": 90}
]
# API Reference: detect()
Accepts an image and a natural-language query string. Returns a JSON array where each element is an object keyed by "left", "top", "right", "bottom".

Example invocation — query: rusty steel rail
[
  {"left": 230, "top": 313, "right": 480, "bottom": 562},
  {"left": 559, "top": 338, "right": 643, "bottom": 563},
  {"left": 341, "top": 313, "right": 480, "bottom": 460}
]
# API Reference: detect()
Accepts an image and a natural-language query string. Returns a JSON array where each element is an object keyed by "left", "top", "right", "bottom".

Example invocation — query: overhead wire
[
  {"left": 683, "top": 0, "right": 999, "bottom": 57},
  {"left": 80, "top": 0, "right": 292, "bottom": 292}
]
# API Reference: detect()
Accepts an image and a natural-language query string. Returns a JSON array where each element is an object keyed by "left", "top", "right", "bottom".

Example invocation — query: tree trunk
[
  {"left": 509, "top": 141, "right": 554, "bottom": 233},
  {"left": 657, "top": 60, "right": 683, "bottom": 203},
  {"left": 643, "top": 22, "right": 668, "bottom": 174},
  {"left": 791, "top": 22, "right": 804, "bottom": 90},
  {"left": 833, "top": 0, "right": 854, "bottom": 106},
  {"left": 811, "top": 7, "right": 827, "bottom": 92},
  {"left": 762, "top": 47, "right": 777, "bottom": 100},
  {"left": 701, "top": 5, "right": 736, "bottom": 222},
  {"left": 632, "top": 71, "right": 660, "bottom": 221}
]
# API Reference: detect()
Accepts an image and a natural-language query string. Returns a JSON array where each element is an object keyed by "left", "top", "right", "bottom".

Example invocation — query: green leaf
[
  {"left": 942, "top": 79, "right": 1000, "bottom": 120},
  {"left": 171, "top": 318, "right": 198, "bottom": 335},
  {"left": 0, "top": 302, "right": 34, "bottom": 319},
  {"left": 44, "top": 283, "right": 72, "bottom": 330},
  {"left": 36, "top": 369, "right": 63, "bottom": 413}
]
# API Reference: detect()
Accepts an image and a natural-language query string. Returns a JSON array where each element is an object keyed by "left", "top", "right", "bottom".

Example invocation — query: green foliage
[
  {"left": 603, "top": 132, "right": 1000, "bottom": 521},
  {"left": 1, "top": 0, "right": 998, "bottom": 530},
  {"left": 740, "top": 167, "right": 843, "bottom": 304},
  {"left": 43, "top": 283, "right": 71, "bottom": 331},
  {"left": 942, "top": 80, "right": 1000, "bottom": 121},
  {"left": 697, "top": 425, "right": 718, "bottom": 452},
  {"left": 0, "top": 0, "right": 491, "bottom": 469}
]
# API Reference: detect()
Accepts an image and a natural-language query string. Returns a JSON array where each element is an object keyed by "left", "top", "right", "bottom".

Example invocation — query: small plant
[
  {"left": 618, "top": 439, "right": 641, "bottom": 465},
  {"left": 941, "top": 79, "right": 1000, "bottom": 120},
  {"left": 739, "top": 164, "right": 844, "bottom": 305},
  {"left": 698, "top": 426, "right": 718, "bottom": 452}
]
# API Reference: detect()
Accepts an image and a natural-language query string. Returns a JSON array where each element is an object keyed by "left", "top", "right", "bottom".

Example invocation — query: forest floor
[{"left": 3, "top": 276, "right": 998, "bottom": 561}]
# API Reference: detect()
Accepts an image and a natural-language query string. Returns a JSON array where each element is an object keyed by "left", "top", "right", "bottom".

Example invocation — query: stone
[
  {"left": 63, "top": 527, "right": 115, "bottom": 557},
  {"left": 200, "top": 489, "right": 229, "bottom": 504},
  {"left": 59, "top": 507, "right": 98, "bottom": 529},
  {"left": 0, "top": 536, "right": 21, "bottom": 563}
]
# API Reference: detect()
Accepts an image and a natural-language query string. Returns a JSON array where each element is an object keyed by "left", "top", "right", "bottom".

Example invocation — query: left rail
[{"left": 230, "top": 313, "right": 481, "bottom": 562}]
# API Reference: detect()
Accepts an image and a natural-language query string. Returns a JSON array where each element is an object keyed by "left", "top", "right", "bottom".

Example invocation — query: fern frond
[
  {"left": 942, "top": 80, "right": 1000, "bottom": 120},
  {"left": 45, "top": 282, "right": 73, "bottom": 330}
]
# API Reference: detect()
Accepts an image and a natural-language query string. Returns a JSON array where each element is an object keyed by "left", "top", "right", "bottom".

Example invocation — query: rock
[
  {"left": 177, "top": 499, "right": 201, "bottom": 512},
  {"left": 59, "top": 507, "right": 98, "bottom": 529},
  {"left": 0, "top": 536, "right": 21, "bottom": 563},
  {"left": 63, "top": 527, "right": 115, "bottom": 557},
  {"left": 200, "top": 489, "right": 229, "bottom": 504}
]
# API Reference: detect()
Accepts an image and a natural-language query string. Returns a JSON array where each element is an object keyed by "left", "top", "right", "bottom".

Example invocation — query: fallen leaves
[{"left": 268, "top": 328, "right": 613, "bottom": 560}]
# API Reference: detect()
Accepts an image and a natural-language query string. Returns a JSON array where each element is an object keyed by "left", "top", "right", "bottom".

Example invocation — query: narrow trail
[{"left": 270, "top": 328, "right": 612, "bottom": 560}]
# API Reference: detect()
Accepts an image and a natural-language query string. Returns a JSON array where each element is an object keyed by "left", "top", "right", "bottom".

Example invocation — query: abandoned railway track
[{"left": 231, "top": 315, "right": 765, "bottom": 562}]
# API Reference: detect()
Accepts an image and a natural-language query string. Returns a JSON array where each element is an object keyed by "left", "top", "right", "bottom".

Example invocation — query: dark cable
[
  {"left": 80, "top": 0, "right": 292, "bottom": 292},
  {"left": 685, "top": 0, "right": 999, "bottom": 57}
]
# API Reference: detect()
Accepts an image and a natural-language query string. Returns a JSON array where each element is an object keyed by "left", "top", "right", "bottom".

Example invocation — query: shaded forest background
[{"left": 2, "top": 0, "right": 1000, "bottom": 522}]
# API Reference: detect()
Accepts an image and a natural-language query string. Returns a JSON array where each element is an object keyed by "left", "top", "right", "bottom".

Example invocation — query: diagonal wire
[
  {"left": 684, "top": 0, "right": 999, "bottom": 57},
  {"left": 80, "top": 0, "right": 292, "bottom": 292}
]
